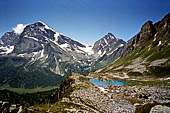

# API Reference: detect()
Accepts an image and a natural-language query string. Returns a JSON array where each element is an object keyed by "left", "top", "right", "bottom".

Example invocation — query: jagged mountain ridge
[
  {"left": 98, "top": 13, "right": 170, "bottom": 80},
  {"left": 0, "top": 21, "right": 93, "bottom": 75},
  {"left": 0, "top": 21, "right": 125, "bottom": 88},
  {"left": 92, "top": 33, "right": 126, "bottom": 70},
  {"left": 93, "top": 33, "right": 125, "bottom": 56}
]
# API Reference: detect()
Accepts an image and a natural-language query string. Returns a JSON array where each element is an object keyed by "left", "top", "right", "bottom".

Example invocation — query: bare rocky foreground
[{"left": 30, "top": 73, "right": 170, "bottom": 113}]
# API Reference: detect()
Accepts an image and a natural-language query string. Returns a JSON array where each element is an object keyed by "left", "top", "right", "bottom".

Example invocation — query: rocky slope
[
  {"left": 31, "top": 72, "right": 170, "bottom": 113},
  {"left": 33, "top": 73, "right": 134, "bottom": 113},
  {"left": 97, "top": 13, "right": 170, "bottom": 81},
  {"left": 0, "top": 72, "right": 170, "bottom": 113}
]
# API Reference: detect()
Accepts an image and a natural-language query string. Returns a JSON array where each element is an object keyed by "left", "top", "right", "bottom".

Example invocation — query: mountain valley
[{"left": 0, "top": 13, "right": 170, "bottom": 113}]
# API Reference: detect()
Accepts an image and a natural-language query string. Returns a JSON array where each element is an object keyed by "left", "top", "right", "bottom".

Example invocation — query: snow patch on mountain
[
  {"left": 119, "top": 44, "right": 124, "bottom": 47},
  {"left": 107, "top": 48, "right": 118, "bottom": 55},
  {"left": 54, "top": 32, "right": 60, "bottom": 42},
  {"left": 40, "top": 44, "right": 44, "bottom": 58},
  {"left": 153, "top": 37, "right": 156, "bottom": 42},
  {"left": 98, "top": 87, "right": 108, "bottom": 93},
  {"left": 37, "top": 21, "right": 56, "bottom": 32},
  {"left": 78, "top": 45, "right": 94, "bottom": 55},
  {"left": 104, "top": 38, "right": 108, "bottom": 45},
  {"left": 0, "top": 40, "right": 4, "bottom": 45},
  {"left": 0, "top": 45, "right": 14, "bottom": 55},
  {"left": 158, "top": 41, "right": 161, "bottom": 46},
  {"left": 98, "top": 50, "right": 102, "bottom": 55},
  {"left": 59, "top": 43, "right": 70, "bottom": 48},
  {"left": 25, "top": 36, "right": 38, "bottom": 41}
]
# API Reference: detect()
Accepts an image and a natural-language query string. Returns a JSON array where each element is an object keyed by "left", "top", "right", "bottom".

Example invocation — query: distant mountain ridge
[
  {"left": 93, "top": 33, "right": 125, "bottom": 56},
  {"left": 92, "top": 33, "right": 126, "bottom": 70},
  {"left": 0, "top": 21, "right": 125, "bottom": 88}
]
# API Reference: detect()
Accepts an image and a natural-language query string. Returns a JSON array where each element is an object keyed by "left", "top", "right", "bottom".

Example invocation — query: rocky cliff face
[
  {"left": 122, "top": 21, "right": 155, "bottom": 57},
  {"left": 98, "top": 13, "right": 170, "bottom": 80},
  {"left": 123, "top": 13, "right": 170, "bottom": 57}
]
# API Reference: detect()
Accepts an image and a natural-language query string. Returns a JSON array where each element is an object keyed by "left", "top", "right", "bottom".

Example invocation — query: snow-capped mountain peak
[
  {"left": 37, "top": 21, "right": 47, "bottom": 25},
  {"left": 105, "top": 33, "right": 116, "bottom": 39},
  {"left": 0, "top": 21, "right": 126, "bottom": 82},
  {"left": 36, "top": 21, "right": 56, "bottom": 33},
  {"left": 92, "top": 33, "right": 126, "bottom": 57}
]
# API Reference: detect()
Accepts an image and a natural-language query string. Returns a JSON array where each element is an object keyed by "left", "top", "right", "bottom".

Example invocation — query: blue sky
[{"left": 0, "top": 0, "right": 169, "bottom": 45}]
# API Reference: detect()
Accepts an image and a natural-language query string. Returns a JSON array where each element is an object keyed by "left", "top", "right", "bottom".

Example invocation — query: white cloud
[{"left": 12, "top": 24, "right": 26, "bottom": 34}]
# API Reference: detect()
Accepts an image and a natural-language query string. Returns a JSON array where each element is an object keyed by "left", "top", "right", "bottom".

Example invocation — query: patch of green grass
[
  {"left": 103, "top": 68, "right": 128, "bottom": 73},
  {"left": 100, "top": 38, "right": 170, "bottom": 77},
  {"left": 136, "top": 80, "right": 170, "bottom": 89},
  {"left": 0, "top": 88, "right": 57, "bottom": 106},
  {"left": 58, "top": 76, "right": 75, "bottom": 98},
  {"left": 101, "top": 47, "right": 145, "bottom": 73},
  {"left": 142, "top": 48, "right": 154, "bottom": 59},
  {"left": 127, "top": 72, "right": 143, "bottom": 76},
  {"left": 148, "top": 65, "right": 170, "bottom": 77},
  {"left": 147, "top": 45, "right": 170, "bottom": 62},
  {"left": 79, "top": 76, "right": 89, "bottom": 82},
  {"left": 34, "top": 101, "right": 88, "bottom": 113},
  {"left": 0, "top": 86, "right": 58, "bottom": 94}
]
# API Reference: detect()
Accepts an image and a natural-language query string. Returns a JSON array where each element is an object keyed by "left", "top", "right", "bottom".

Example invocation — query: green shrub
[
  {"left": 148, "top": 65, "right": 170, "bottom": 77},
  {"left": 127, "top": 72, "right": 143, "bottom": 76}
]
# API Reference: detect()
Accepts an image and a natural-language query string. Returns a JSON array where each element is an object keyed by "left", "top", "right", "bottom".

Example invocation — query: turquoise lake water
[{"left": 90, "top": 78, "right": 134, "bottom": 87}]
